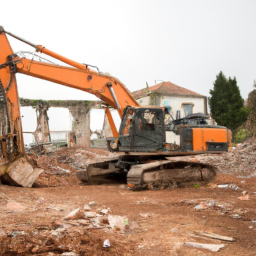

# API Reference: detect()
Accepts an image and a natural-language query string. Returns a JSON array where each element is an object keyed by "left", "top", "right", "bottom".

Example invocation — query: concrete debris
[
  {"left": 194, "top": 200, "right": 216, "bottom": 210},
  {"left": 61, "top": 253, "right": 79, "bottom": 256},
  {"left": 139, "top": 213, "right": 152, "bottom": 218},
  {"left": 218, "top": 184, "right": 229, "bottom": 188},
  {"left": 53, "top": 166, "right": 70, "bottom": 173},
  {"left": 108, "top": 214, "right": 128, "bottom": 233},
  {"left": 103, "top": 239, "right": 110, "bottom": 248},
  {"left": 192, "top": 138, "right": 256, "bottom": 177},
  {"left": 234, "top": 208, "right": 249, "bottom": 215},
  {"left": 0, "top": 157, "right": 44, "bottom": 187},
  {"left": 100, "top": 209, "right": 109, "bottom": 215},
  {"left": 241, "top": 190, "right": 248, "bottom": 195},
  {"left": 27, "top": 147, "right": 119, "bottom": 188},
  {"left": 238, "top": 194, "right": 249, "bottom": 200},
  {"left": 7, "top": 202, "right": 27, "bottom": 211},
  {"left": 193, "top": 199, "right": 234, "bottom": 213},
  {"left": 78, "top": 219, "right": 90, "bottom": 225},
  {"left": 85, "top": 211, "right": 96, "bottom": 218},
  {"left": 64, "top": 208, "right": 80, "bottom": 220},
  {"left": 184, "top": 242, "right": 225, "bottom": 252},
  {"left": 217, "top": 184, "right": 239, "bottom": 190},
  {"left": 89, "top": 201, "right": 97, "bottom": 206},
  {"left": 231, "top": 214, "right": 242, "bottom": 219},
  {"left": 194, "top": 202, "right": 209, "bottom": 210},
  {"left": 52, "top": 220, "right": 64, "bottom": 229},
  {"left": 83, "top": 204, "right": 91, "bottom": 211}
]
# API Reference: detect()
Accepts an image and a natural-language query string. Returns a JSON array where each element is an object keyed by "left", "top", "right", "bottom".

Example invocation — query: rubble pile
[
  {"left": 0, "top": 227, "right": 134, "bottom": 255},
  {"left": 194, "top": 137, "right": 256, "bottom": 176},
  {"left": 30, "top": 148, "right": 120, "bottom": 187},
  {"left": 0, "top": 202, "right": 134, "bottom": 255}
]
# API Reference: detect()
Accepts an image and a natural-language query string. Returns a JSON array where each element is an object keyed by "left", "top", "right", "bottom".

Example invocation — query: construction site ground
[{"left": 0, "top": 138, "right": 256, "bottom": 255}]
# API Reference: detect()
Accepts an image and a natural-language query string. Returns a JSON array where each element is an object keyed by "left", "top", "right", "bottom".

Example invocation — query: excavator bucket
[{"left": 0, "top": 157, "right": 43, "bottom": 187}]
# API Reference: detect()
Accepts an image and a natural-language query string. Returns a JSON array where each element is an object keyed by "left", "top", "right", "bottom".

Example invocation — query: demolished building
[{"left": 20, "top": 99, "right": 100, "bottom": 149}]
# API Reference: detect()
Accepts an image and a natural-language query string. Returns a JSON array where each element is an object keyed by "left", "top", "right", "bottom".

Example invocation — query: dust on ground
[{"left": 0, "top": 139, "right": 256, "bottom": 255}]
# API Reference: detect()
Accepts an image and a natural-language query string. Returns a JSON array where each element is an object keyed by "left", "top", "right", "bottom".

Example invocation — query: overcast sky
[
  {"left": 2, "top": 1, "right": 256, "bottom": 143},
  {"left": 2, "top": 0, "right": 255, "bottom": 101}
]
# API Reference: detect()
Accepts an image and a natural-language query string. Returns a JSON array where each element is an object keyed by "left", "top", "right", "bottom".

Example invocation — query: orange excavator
[{"left": 0, "top": 26, "right": 231, "bottom": 189}]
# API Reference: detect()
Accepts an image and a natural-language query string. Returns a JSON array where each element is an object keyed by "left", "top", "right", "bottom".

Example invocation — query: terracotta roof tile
[{"left": 132, "top": 81, "right": 204, "bottom": 99}]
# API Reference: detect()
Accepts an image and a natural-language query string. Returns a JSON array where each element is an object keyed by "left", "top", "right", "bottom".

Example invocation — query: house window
[{"left": 182, "top": 103, "right": 194, "bottom": 116}]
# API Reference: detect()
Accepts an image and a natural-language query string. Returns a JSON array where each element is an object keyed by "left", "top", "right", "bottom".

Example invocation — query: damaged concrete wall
[
  {"left": 102, "top": 112, "right": 113, "bottom": 138},
  {"left": 33, "top": 101, "right": 50, "bottom": 144},
  {"left": 20, "top": 99, "right": 101, "bottom": 149}
]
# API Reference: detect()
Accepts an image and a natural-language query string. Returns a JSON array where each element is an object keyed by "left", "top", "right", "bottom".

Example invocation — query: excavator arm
[
  {"left": 0, "top": 26, "right": 139, "bottom": 186},
  {"left": 0, "top": 26, "right": 140, "bottom": 140}
]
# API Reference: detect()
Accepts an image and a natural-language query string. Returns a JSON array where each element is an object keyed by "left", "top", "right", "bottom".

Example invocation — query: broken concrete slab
[
  {"left": 85, "top": 212, "right": 96, "bottom": 218},
  {"left": 100, "top": 209, "right": 108, "bottom": 215},
  {"left": 88, "top": 201, "right": 97, "bottom": 206},
  {"left": 1, "top": 158, "right": 43, "bottom": 187},
  {"left": 238, "top": 194, "right": 249, "bottom": 200},
  {"left": 78, "top": 220, "right": 90, "bottom": 226},
  {"left": 64, "top": 208, "right": 80, "bottom": 220},
  {"left": 83, "top": 204, "right": 91, "bottom": 211},
  {"left": 7, "top": 202, "right": 26, "bottom": 211},
  {"left": 184, "top": 242, "right": 225, "bottom": 252}
]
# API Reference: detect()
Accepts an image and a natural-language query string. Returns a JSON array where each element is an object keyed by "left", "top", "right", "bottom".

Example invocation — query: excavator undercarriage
[{"left": 82, "top": 155, "right": 217, "bottom": 190}]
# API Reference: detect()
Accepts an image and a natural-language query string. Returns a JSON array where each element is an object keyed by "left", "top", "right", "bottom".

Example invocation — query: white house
[{"left": 132, "top": 81, "right": 207, "bottom": 119}]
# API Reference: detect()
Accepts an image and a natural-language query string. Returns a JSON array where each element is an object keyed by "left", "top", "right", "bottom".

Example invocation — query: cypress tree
[{"left": 209, "top": 71, "right": 249, "bottom": 132}]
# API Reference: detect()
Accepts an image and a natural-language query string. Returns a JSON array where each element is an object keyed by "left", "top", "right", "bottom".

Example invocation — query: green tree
[{"left": 208, "top": 71, "right": 249, "bottom": 132}]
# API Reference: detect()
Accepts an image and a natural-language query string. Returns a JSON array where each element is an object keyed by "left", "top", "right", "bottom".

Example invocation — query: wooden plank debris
[{"left": 196, "top": 231, "right": 235, "bottom": 242}]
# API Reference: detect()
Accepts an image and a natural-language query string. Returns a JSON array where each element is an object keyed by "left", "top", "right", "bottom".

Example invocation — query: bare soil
[{"left": 0, "top": 141, "right": 256, "bottom": 255}]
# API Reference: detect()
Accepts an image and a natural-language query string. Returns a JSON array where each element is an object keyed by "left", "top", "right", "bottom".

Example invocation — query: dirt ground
[{"left": 0, "top": 140, "right": 256, "bottom": 255}]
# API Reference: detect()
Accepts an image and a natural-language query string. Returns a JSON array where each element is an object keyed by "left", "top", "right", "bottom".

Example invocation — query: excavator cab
[
  {"left": 108, "top": 106, "right": 165, "bottom": 152},
  {"left": 107, "top": 106, "right": 232, "bottom": 154}
]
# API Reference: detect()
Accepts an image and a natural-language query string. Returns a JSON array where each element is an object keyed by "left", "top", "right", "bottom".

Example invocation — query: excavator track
[
  {"left": 126, "top": 160, "right": 217, "bottom": 190},
  {"left": 83, "top": 157, "right": 217, "bottom": 190}
]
